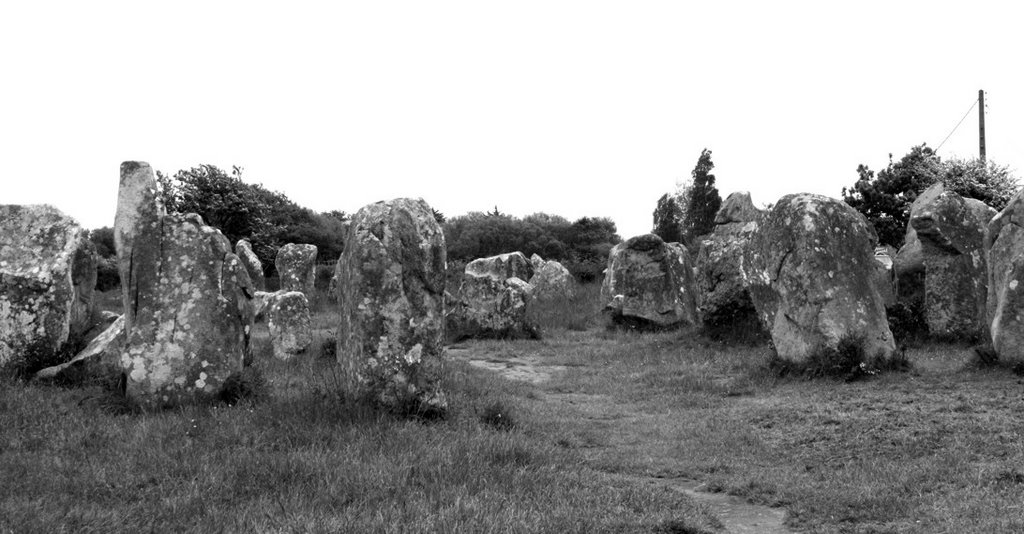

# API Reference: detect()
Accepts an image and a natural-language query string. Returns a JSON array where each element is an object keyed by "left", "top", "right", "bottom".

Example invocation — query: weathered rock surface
[
  {"left": 741, "top": 193, "right": 895, "bottom": 360},
  {"left": 276, "top": 243, "right": 317, "bottom": 294},
  {"left": 695, "top": 221, "right": 759, "bottom": 326},
  {"left": 116, "top": 161, "right": 255, "bottom": 408},
  {"left": 265, "top": 291, "right": 312, "bottom": 360},
  {"left": 466, "top": 251, "right": 534, "bottom": 283},
  {"left": 986, "top": 190, "right": 1024, "bottom": 357},
  {"left": 527, "top": 255, "right": 576, "bottom": 301},
  {"left": 714, "top": 191, "right": 762, "bottom": 226},
  {"left": 35, "top": 315, "right": 125, "bottom": 382},
  {"left": 235, "top": 239, "right": 266, "bottom": 291},
  {"left": 447, "top": 274, "right": 538, "bottom": 341},
  {"left": 0, "top": 204, "right": 97, "bottom": 372},
  {"left": 336, "top": 198, "right": 447, "bottom": 412},
  {"left": 910, "top": 183, "right": 992, "bottom": 339},
  {"left": 530, "top": 253, "right": 545, "bottom": 271},
  {"left": 601, "top": 234, "right": 699, "bottom": 328}
]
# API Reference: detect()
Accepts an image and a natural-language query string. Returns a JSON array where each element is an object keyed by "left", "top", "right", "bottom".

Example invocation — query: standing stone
[
  {"left": 695, "top": 192, "right": 762, "bottom": 327},
  {"left": 872, "top": 246, "right": 898, "bottom": 307},
  {"left": 447, "top": 273, "right": 538, "bottom": 341},
  {"left": 35, "top": 315, "right": 125, "bottom": 381},
  {"left": 987, "top": 189, "right": 1024, "bottom": 357},
  {"left": 0, "top": 204, "right": 96, "bottom": 372},
  {"left": 741, "top": 193, "right": 895, "bottom": 361},
  {"left": 266, "top": 291, "right": 312, "bottom": 360},
  {"left": 337, "top": 198, "right": 447, "bottom": 412},
  {"left": 528, "top": 257, "right": 576, "bottom": 301},
  {"left": 116, "top": 161, "right": 255, "bottom": 408},
  {"left": 466, "top": 251, "right": 534, "bottom": 282},
  {"left": 909, "top": 183, "right": 993, "bottom": 339},
  {"left": 235, "top": 239, "right": 266, "bottom": 291},
  {"left": 601, "top": 234, "right": 699, "bottom": 328},
  {"left": 276, "top": 243, "right": 317, "bottom": 294},
  {"left": 530, "top": 253, "right": 545, "bottom": 272}
]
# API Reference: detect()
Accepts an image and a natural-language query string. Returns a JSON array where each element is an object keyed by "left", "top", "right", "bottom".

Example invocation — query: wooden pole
[{"left": 979, "top": 89, "right": 986, "bottom": 164}]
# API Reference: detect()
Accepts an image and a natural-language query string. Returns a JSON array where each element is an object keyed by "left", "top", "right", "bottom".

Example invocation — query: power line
[{"left": 935, "top": 98, "right": 978, "bottom": 153}]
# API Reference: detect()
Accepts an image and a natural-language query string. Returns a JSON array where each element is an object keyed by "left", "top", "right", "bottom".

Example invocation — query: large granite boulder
[
  {"left": 265, "top": 291, "right": 312, "bottom": 360},
  {"left": 116, "top": 161, "right": 255, "bottom": 408},
  {"left": 447, "top": 274, "right": 538, "bottom": 341},
  {"left": 986, "top": 190, "right": 1024, "bottom": 357},
  {"left": 0, "top": 204, "right": 97, "bottom": 373},
  {"left": 276, "top": 243, "right": 317, "bottom": 294},
  {"left": 741, "top": 193, "right": 895, "bottom": 361},
  {"left": 909, "top": 183, "right": 993, "bottom": 339},
  {"left": 695, "top": 192, "right": 762, "bottom": 327},
  {"left": 601, "top": 234, "right": 699, "bottom": 328},
  {"left": 527, "top": 255, "right": 576, "bottom": 301},
  {"left": 466, "top": 252, "right": 534, "bottom": 282},
  {"left": 235, "top": 239, "right": 266, "bottom": 291},
  {"left": 336, "top": 198, "right": 447, "bottom": 412}
]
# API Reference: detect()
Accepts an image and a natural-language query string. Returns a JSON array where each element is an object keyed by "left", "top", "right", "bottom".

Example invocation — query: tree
[
  {"left": 652, "top": 193, "right": 684, "bottom": 243},
  {"left": 842, "top": 144, "right": 1019, "bottom": 248},
  {"left": 683, "top": 148, "right": 722, "bottom": 244}
]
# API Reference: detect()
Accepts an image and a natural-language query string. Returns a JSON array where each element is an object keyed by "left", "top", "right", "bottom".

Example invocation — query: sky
[{"left": 3, "top": 1, "right": 1023, "bottom": 240}]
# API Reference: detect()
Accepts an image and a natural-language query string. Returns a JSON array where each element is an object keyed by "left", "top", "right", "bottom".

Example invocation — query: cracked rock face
[
  {"left": 116, "top": 161, "right": 255, "bottom": 408},
  {"left": 986, "top": 189, "right": 1024, "bottom": 357},
  {"left": 741, "top": 193, "right": 895, "bottom": 361},
  {"left": 0, "top": 204, "right": 96, "bottom": 372},
  {"left": 275, "top": 243, "right": 317, "bottom": 294},
  {"left": 910, "top": 183, "right": 994, "bottom": 339},
  {"left": 235, "top": 239, "right": 266, "bottom": 291},
  {"left": 600, "top": 234, "right": 699, "bottom": 328},
  {"left": 265, "top": 291, "right": 312, "bottom": 360},
  {"left": 336, "top": 198, "right": 447, "bottom": 413}
]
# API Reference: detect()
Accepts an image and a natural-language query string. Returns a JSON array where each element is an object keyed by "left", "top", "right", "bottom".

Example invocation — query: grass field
[{"left": 3, "top": 287, "right": 1024, "bottom": 532}]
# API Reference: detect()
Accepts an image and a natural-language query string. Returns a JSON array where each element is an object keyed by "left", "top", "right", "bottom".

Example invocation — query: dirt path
[{"left": 449, "top": 346, "right": 796, "bottom": 534}]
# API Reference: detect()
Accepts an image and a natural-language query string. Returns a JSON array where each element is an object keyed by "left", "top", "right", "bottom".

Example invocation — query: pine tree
[{"left": 684, "top": 148, "right": 722, "bottom": 244}]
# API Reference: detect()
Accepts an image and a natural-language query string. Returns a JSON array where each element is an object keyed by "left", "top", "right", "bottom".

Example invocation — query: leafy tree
[
  {"left": 842, "top": 144, "right": 1019, "bottom": 248},
  {"left": 88, "top": 227, "right": 116, "bottom": 258},
  {"left": 158, "top": 164, "right": 348, "bottom": 273},
  {"left": 683, "top": 148, "right": 722, "bottom": 244},
  {"left": 652, "top": 193, "right": 684, "bottom": 243}
]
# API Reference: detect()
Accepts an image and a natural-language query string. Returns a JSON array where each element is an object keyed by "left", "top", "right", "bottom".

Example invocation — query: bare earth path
[{"left": 448, "top": 345, "right": 795, "bottom": 534}]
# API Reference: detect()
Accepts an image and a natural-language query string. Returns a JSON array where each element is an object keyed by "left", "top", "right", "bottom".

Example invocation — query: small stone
[{"left": 275, "top": 243, "right": 317, "bottom": 294}]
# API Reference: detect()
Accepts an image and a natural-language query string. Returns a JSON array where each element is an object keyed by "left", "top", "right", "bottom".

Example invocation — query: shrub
[
  {"left": 95, "top": 256, "right": 120, "bottom": 291},
  {"left": 218, "top": 367, "right": 267, "bottom": 405},
  {"left": 886, "top": 301, "right": 928, "bottom": 347}
]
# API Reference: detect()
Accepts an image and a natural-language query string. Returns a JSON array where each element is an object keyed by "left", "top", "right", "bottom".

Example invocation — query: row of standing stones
[{"left": 3, "top": 161, "right": 1024, "bottom": 410}]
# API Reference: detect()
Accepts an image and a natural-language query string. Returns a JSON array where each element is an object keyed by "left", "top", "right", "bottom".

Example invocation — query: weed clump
[
  {"left": 765, "top": 334, "right": 911, "bottom": 381},
  {"left": 479, "top": 400, "right": 516, "bottom": 431},
  {"left": 219, "top": 367, "right": 267, "bottom": 405}
]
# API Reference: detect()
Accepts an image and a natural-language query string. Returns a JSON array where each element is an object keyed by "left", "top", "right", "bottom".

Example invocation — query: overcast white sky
[{"left": 3, "top": 1, "right": 1022, "bottom": 240}]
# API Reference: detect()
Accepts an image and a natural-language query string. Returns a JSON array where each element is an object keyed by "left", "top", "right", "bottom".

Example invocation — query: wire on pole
[{"left": 935, "top": 99, "right": 979, "bottom": 153}]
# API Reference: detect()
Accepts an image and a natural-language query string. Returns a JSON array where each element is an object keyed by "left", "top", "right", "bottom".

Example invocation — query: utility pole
[{"left": 979, "top": 89, "right": 986, "bottom": 164}]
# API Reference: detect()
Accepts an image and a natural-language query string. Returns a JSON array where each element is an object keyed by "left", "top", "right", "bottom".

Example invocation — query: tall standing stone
[
  {"left": 909, "top": 183, "right": 993, "bottom": 339},
  {"left": 276, "top": 243, "right": 317, "bottom": 294},
  {"left": 235, "top": 239, "right": 266, "bottom": 291},
  {"left": 695, "top": 191, "right": 762, "bottom": 327},
  {"left": 741, "top": 193, "right": 895, "bottom": 361},
  {"left": 987, "top": 189, "right": 1024, "bottom": 356},
  {"left": 601, "top": 234, "right": 699, "bottom": 329},
  {"left": 337, "top": 198, "right": 447, "bottom": 412},
  {"left": 116, "top": 161, "right": 254, "bottom": 408},
  {"left": 0, "top": 205, "right": 96, "bottom": 372},
  {"left": 265, "top": 291, "right": 312, "bottom": 360}
]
